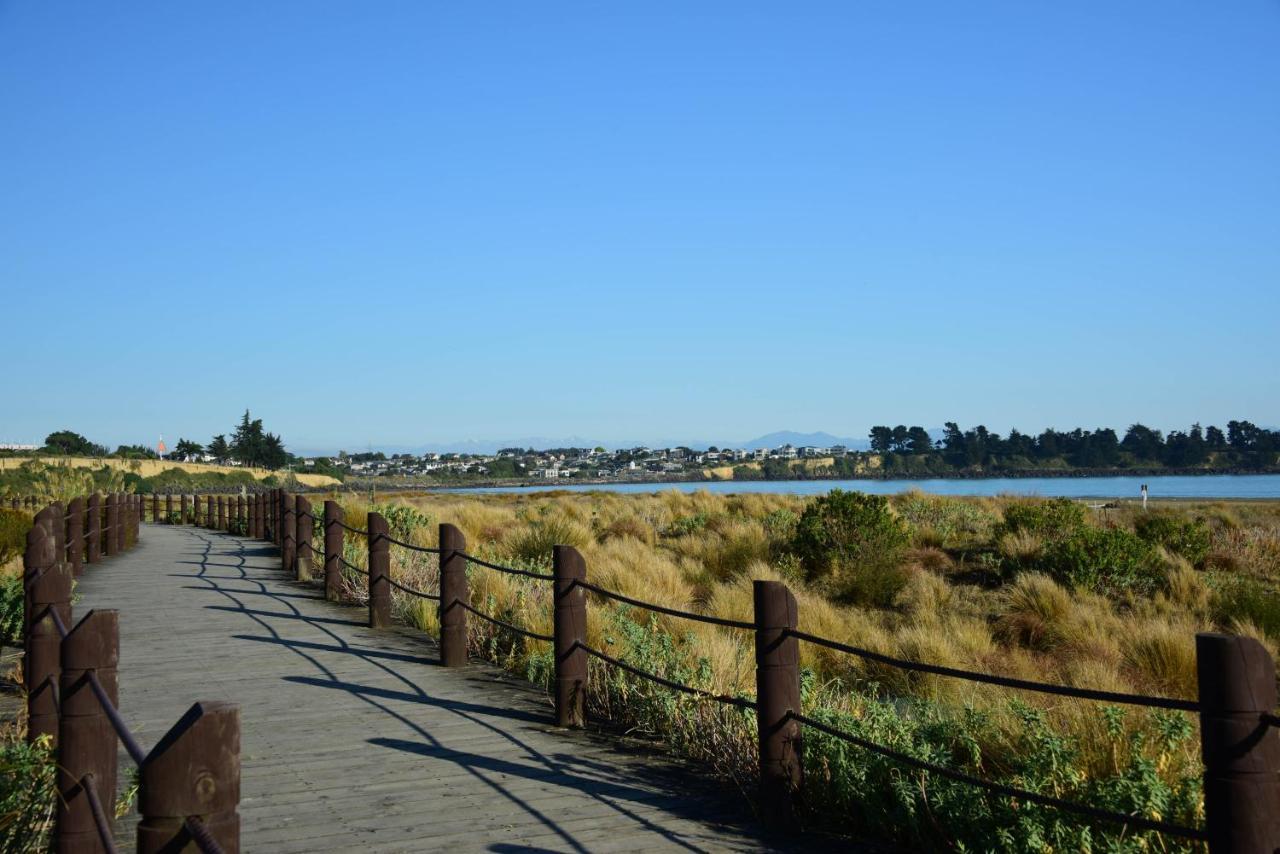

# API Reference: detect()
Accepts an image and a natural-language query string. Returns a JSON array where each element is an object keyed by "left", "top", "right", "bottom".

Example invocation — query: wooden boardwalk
[{"left": 74, "top": 524, "right": 779, "bottom": 852}]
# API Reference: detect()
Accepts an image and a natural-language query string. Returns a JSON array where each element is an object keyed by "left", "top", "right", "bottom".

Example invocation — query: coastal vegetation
[{"left": 310, "top": 487, "right": 1280, "bottom": 849}]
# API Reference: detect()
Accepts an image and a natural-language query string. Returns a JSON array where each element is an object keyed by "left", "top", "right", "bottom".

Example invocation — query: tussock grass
[{"left": 311, "top": 488, "right": 1280, "bottom": 849}]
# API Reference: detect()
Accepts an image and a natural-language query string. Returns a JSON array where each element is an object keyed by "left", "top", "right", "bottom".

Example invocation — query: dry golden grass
[
  {"left": 313, "top": 487, "right": 1280, "bottom": 800},
  {"left": 0, "top": 456, "right": 338, "bottom": 487}
]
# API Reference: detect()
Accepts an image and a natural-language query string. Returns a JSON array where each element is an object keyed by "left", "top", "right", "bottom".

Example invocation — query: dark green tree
[
  {"left": 42, "top": 430, "right": 107, "bottom": 456},
  {"left": 208, "top": 435, "right": 230, "bottom": 464}
]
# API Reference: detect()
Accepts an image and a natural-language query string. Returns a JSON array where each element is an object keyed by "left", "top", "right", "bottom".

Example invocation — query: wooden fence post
[
  {"left": 151, "top": 493, "right": 158, "bottom": 524},
  {"left": 295, "top": 495, "right": 312, "bottom": 580},
  {"left": 56, "top": 609, "right": 119, "bottom": 852},
  {"left": 100, "top": 495, "right": 115, "bottom": 557},
  {"left": 324, "top": 501, "right": 342, "bottom": 601},
  {"left": 236, "top": 496, "right": 245, "bottom": 534},
  {"left": 113, "top": 494, "right": 126, "bottom": 554},
  {"left": 164, "top": 492, "right": 172, "bottom": 524},
  {"left": 24, "top": 510, "right": 71, "bottom": 746},
  {"left": 281, "top": 494, "right": 296, "bottom": 573},
  {"left": 439, "top": 523, "right": 468, "bottom": 667},
  {"left": 1198, "top": 633, "right": 1280, "bottom": 853},
  {"left": 367, "top": 512, "right": 391, "bottom": 628},
  {"left": 137, "top": 701, "right": 241, "bottom": 854},
  {"left": 66, "top": 496, "right": 85, "bottom": 577},
  {"left": 217, "top": 496, "right": 225, "bottom": 530},
  {"left": 179, "top": 494, "right": 188, "bottom": 526},
  {"left": 754, "top": 579, "right": 802, "bottom": 831},
  {"left": 553, "top": 545, "right": 587, "bottom": 728},
  {"left": 86, "top": 493, "right": 101, "bottom": 563}
]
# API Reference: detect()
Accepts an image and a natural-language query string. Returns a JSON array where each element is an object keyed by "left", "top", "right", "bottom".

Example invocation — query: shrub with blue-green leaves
[
  {"left": 1041, "top": 526, "right": 1166, "bottom": 596},
  {"left": 1134, "top": 513, "right": 1211, "bottom": 567},
  {"left": 1000, "top": 498, "right": 1086, "bottom": 541},
  {"left": 791, "top": 490, "right": 910, "bottom": 606}
]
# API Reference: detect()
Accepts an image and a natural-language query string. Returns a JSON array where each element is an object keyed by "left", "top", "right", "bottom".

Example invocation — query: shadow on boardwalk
[{"left": 75, "top": 524, "right": 851, "bottom": 852}]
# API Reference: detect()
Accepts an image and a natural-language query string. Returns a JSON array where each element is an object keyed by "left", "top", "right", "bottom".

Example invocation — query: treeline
[
  {"left": 14, "top": 410, "right": 296, "bottom": 472},
  {"left": 866, "top": 420, "right": 1278, "bottom": 472}
]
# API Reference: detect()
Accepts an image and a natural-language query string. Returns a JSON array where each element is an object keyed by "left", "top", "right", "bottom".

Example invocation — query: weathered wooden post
[
  {"left": 56, "top": 609, "right": 119, "bottom": 852},
  {"left": 137, "top": 701, "right": 241, "bottom": 854},
  {"left": 1198, "top": 633, "right": 1280, "bottom": 853},
  {"left": 295, "top": 495, "right": 312, "bottom": 580},
  {"left": 274, "top": 488, "right": 284, "bottom": 546},
  {"left": 553, "top": 545, "right": 587, "bottom": 728},
  {"left": 236, "top": 495, "right": 245, "bottom": 534},
  {"left": 754, "top": 580, "right": 802, "bottom": 831},
  {"left": 217, "top": 496, "right": 225, "bottom": 530},
  {"left": 367, "top": 512, "right": 391, "bottom": 628},
  {"left": 24, "top": 510, "right": 71, "bottom": 746},
  {"left": 251, "top": 494, "right": 261, "bottom": 539},
  {"left": 66, "top": 496, "right": 85, "bottom": 577},
  {"left": 113, "top": 493, "right": 126, "bottom": 554},
  {"left": 439, "top": 523, "right": 469, "bottom": 667},
  {"left": 281, "top": 494, "right": 296, "bottom": 573},
  {"left": 151, "top": 493, "right": 159, "bottom": 524},
  {"left": 86, "top": 493, "right": 101, "bottom": 563},
  {"left": 323, "top": 501, "right": 342, "bottom": 601},
  {"left": 100, "top": 495, "right": 116, "bottom": 557}
]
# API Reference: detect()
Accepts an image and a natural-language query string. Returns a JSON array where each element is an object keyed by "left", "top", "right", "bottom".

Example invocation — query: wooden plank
[{"left": 73, "top": 524, "right": 777, "bottom": 852}]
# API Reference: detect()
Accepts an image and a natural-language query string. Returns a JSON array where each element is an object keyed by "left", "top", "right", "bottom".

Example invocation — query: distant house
[{"left": 831, "top": 445, "right": 848, "bottom": 456}]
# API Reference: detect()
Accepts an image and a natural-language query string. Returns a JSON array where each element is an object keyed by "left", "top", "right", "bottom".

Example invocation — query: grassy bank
[
  {"left": 304, "top": 488, "right": 1280, "bottom": 849},
  {"left": 0, "top": 456, "right": 338, "bottom": 488}
]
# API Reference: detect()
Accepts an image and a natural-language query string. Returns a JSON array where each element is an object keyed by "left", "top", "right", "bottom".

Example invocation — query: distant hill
[{"left": 739, "top": 431, "right": 871, "bottom": 450}]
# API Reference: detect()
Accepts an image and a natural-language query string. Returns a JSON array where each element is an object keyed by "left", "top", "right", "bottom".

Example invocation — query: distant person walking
[{"left": 1140, "top": 483, "right": 1148, "bottom": 510}]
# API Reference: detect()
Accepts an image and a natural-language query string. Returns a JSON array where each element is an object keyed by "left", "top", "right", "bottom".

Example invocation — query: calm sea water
[{"left": 448, "top": 474, "right": 1280, "bottom": 500}]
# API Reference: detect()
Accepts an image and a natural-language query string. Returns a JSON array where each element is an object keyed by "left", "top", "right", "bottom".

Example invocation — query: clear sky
[{"left": 2, "top": 2, "right": 1278, "bottom": 453}]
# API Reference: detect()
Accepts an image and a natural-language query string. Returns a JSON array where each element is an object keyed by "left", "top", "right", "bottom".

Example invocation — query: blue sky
[{"left": 2, "top": 2, "right": 1278, "bottom": 453}]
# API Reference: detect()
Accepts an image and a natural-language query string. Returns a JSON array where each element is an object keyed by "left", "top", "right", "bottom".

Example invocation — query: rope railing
[
  {"left": 336, "top": 520, "right": 369, "bottom": 535},
  {"left": 86, "top": 670, "right": 147, "bottom": 766},
  {"left": 786, "top": 629, "right": 1201, "bottom": 711},
  {"left": 452, "top": 599, "right": 554, "bottom": 642},
  {"left": 377, "top": 532, "right": 442, "bottom": 554},
  {"left": 338, "top": 555, "right": 370, "bottom": 576},
  {"left": 81, "top": 774, "right": 118, "bottom": 854},
  {"left": 789, "top": 711, "right": 1206, "bottom": 840},
  {"left": 457, "top": 551, "right": 555, "bottom": 580},
  {"left": 574, "top": 579, "right": 756, "bottom": 631},
  {"left": 387, "top": 575, "right": 440, "bottom": 600},
  {"left": 577, "top": 641, "right": 756, "bottom": 710}
]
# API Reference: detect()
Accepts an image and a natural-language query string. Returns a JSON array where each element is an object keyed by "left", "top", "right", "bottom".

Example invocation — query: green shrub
[
  {"left": 800, "top": 686, "right": 1201, "bottom": 852},
  {"left": 505, "top": 515, "right": 591, "bottom": 565},
  {"left": 0, "top": 575, "right": 22, "bottom": 645},
  {"left": 0, "top": 731, "right": 55, "bottom": 853},
  {"left": 1000, "top": 498, "right": 1086, "bottom": 541},
  {"left": 792, "top": 490, "right": 910, "bottom": 606},
  {"left": 1134, "top": 513, "right": 1211, "bottom": 566},
  {"left": 1213, "top": 576, "right": 1280, "bottom": 639},
  {"left": 895, "top": 492, "right": 996, "bottom": 546},
  {"left": 1040, "top": 527, "right": 1165, "bottom": 596},
  {"left": 0, "top": 509, "right": 32, "bottom": 566},
  {"left": 663, "top": 513, "right": 708, "bottom": 537}
]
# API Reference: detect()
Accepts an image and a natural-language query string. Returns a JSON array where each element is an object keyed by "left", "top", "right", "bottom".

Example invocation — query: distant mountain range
[{"left": 294, "top": 430, "right": 875, "bottom": 457}]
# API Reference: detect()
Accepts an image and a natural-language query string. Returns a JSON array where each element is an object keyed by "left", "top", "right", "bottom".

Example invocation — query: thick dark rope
[
  {"left": 790, "top": 711, "right": 1206, "bottom": 840},
  {"left": 337, "top": 556, "right": 370, "bottom": 577},
  {"left": 457, "top": 551, "right": 555, "bottom": 580},
  {"left": 451, "top": 600, "right": 554, "bottom": 642},
  {"left": 81, "top": 774, "right": 119, "bottom": 854},
  {"left": 577, "top": 641, "right": 756, "bottom": 709},
  {"left": 387, "top": 576, "right": 440, "bottom": 600},
  {"left": 376, "top": 532, "right": 442, "bottom": 554},
  {"left": 787, "top": 630, "right": 1199, "bottom": 711},
  {"left": 87, "top": 671, "right": 147, "bottom": 766},
  {"left": 575, "top": 580, "right": 756, "bottom": 630},
  {"left": 184, "top": 815, "right": 227, "bottom": 854}
]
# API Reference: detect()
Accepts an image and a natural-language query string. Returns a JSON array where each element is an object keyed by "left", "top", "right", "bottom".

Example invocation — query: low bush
[
  {"left": 1000, "top": 498, "right": 1086, "bottom": 541},
  {"left": 0, "top": 730, "right": 55, "bottom": 853},
  {"left": 0, "top": 509, "right": 31, "bottom": 566},
  {"left": 1134, "top": 513, "right": 1211, "bottom": 567},
  {"left": 1040, "top": 527, "right": 1165, "bottom": 596},
  {"left": 791, "top": 490, "right": 909, "bottom": 606}
]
